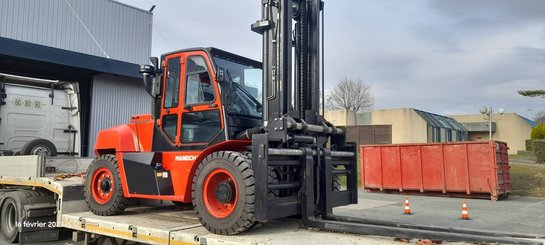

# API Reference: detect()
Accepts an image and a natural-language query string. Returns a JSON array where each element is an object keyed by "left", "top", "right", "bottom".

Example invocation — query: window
[
  {"left": 162, "top": 114, "right": 178, "bottom": 142},
  {"left": 185, "top": 56, "right": 215, "bottom": 105},
  {"left": 228, "top": 83, "right": 262, "bottom": 118},
  {"left": 164, "top": 57, "right": 180, "bottom": 108},
  {"left": 435, "top": 127, "right": 441, "bottom": 142},
  {"left": 213, "top": 55, "right": 263, "bottom": 103},
  {"left": 181, "top": 110, "right": 221, "bottom": 143},
  {"left": 446, "top": 129, "right": 453, "bottom": 142},
  {"left": 427, "top": 125, "right": 442, "bottom": 143}
]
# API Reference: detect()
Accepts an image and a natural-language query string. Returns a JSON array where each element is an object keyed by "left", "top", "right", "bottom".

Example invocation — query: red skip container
[{"left": 360, "top": 141, "right": 511, "bottom": 200}]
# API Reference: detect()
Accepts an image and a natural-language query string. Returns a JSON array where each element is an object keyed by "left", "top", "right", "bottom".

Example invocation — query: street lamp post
[{"left": 479, "top": 106, "right": 504, "bottom": 140}]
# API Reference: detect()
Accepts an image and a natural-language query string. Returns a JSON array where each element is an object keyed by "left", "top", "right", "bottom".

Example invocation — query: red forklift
[
  {"left": 86, "top": 0, "right": 356, "bottom": 234},
  {"left": 83, "top": 1, "right": 536, "bottom": 243}
]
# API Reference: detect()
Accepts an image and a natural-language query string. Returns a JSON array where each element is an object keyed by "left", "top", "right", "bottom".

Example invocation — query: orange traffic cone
[
  {"left": 461, "top": 201, "right": 470, "bottom": 220},
  {"left": 403, "top": 198, "right": 412, "bottom": 215}
]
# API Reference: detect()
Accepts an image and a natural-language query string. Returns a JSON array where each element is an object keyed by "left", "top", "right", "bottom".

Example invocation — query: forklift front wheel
[{"left": 192, "top": 151, "right": 255, "bottom": 235}]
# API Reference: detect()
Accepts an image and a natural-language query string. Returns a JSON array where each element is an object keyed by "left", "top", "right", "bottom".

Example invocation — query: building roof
[
  {"left": 0, "top": 37, "right": 140, "bottom": 79},
  {"left": 414, "top": 109, "right": 467, "bottom": 132},
  {"left": 519, "top": 115, "right": 538, "bottom": 127},
  {"left": 0, "top": 0, "right": 152, "bottom": 65}
]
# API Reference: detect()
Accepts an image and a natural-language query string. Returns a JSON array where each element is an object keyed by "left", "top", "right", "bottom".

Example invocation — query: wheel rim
[
  {"left": 91, "top": 167, "right": 114, "bottom": 204},
  {"left": 4, "top": 202, "right": 16, "bottom": 234},
  {"left": 203, "top": 168, "right": 238, "bottom": 218},
  {"left": 31, "top": 145, "right": 50, "bottom": 156}
]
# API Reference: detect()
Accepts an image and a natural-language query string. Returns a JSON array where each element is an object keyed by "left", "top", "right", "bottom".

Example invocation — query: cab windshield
[{"left": 212, "top": 54, "right": 262, "bottom": 119}]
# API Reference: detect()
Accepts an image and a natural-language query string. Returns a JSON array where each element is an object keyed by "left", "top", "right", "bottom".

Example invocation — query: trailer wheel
[
  {"left": 192, "top": 151, "right": 255, "bottom": 235},
  {"left": 1, "top": 197, "right": 19, "bottom": 243},
  {"left": 85, "top": 154, "right": 128, "bottom": 216},
  {"left": 21, "top": 139, "right": 57, "bottom": 156}
]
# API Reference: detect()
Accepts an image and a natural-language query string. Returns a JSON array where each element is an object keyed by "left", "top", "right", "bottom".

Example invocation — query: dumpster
[{"left": 360, "top": 141, "right": 511, "bottom": 200}]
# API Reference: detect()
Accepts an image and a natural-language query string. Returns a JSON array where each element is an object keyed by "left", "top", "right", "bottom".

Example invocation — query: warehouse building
[
  {"left": 450, "top": 113, "right": 536, "bottom": 154},
  {"left": 325, "top": 108, "right": 534, "bottom": 154},
  {"left": 325, "top": 108, "right": 468, "bottom": 147},
  {"left": 0, "top": 0, "right": 152, "bottom": 156}
]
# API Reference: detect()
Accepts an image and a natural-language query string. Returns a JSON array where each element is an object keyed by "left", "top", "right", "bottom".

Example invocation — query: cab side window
[
  {"left": 164, "top": 57, "right": 180, "bottom": 108},
  {"left": 162, "top": 114, "right": 178, "bottom": 142},
  {"left": 181, "top": 110, "right": 221, "bottom": 143},
  {"left": 185, "top": 56, "right": 215, "bottom": 105},
  {"left": 162, "top": 57, "right": 180, "bottom": 142}
]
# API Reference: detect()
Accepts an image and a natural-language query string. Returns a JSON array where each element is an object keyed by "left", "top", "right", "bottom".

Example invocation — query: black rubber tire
[
  {"left": 20, "top": 139, "right": 57, "bottom": 156},
  {"left": 268, "top": 167, "right": 280, "bottom": 198},
  {"left": 242, "top": 151, "right": 279, "bottom": 198},
  {"left": 333, "top": 176, "right": 341, "bottom": 192},
  {"left": 192, "top": 151, "right": 255, "bottom": 235},
  {"left": 1, "top": 198, "right": 19, "bottom": 243},
  {"left": 84, "top": 154, "right": 128, "bottom": 216}
]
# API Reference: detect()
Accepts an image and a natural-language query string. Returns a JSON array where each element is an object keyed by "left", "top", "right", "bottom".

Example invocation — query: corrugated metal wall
[
  {"left": 88, "top": 74, "right": 151, "bottom": 155},
  {"left": 0, "top": 0, "right": 152, "bottom": 64}
]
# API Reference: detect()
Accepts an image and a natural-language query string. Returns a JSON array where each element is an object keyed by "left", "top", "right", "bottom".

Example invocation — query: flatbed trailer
[
  {"left": 0, "top": 178, "right": 393, "bottom": 245},
  {"left": 0, "top": 156, "right": 543, "bottom": 245},
  {"left": 0, "top": 156, "right": 394, "bottom": 244}
]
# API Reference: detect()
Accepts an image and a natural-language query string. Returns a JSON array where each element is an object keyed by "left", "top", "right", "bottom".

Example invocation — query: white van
[{"left": 0, "top": 73, "right": 80, "bottom": 156}]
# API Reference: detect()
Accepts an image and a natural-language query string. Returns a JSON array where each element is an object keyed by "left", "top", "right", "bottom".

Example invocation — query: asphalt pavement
[{"left": 334, "top": 190, "right": 545, "bottom": 238}]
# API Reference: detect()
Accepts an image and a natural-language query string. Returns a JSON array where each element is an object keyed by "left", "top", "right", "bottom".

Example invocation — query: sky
[{"left": 119, "top": 0, "right": 544, "bottom": 119}]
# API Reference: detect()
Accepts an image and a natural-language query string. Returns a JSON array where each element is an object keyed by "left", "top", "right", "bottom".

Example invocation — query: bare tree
[{"left": 326, "top": 78, "right": 374, "bottom": 112}]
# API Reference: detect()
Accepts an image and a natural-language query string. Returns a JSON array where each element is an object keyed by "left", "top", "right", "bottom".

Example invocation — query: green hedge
[
  {"left": 533, "top": 140, "right": 545, "bottom": 164},
  {"left": 526, "top": 139, "right": 534, "bottom": 151},
  {"left": 531, "top": 124, "right": 545, "bottom": 140}
]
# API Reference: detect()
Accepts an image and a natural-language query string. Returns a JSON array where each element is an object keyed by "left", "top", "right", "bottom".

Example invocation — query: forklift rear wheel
[
  {"left": 84, "top": 154, "right": 128, "bottom": 216},
  {"left": 1, "top": 197, "right": 19, "bottom": 243},
  {"left": 192, "top": 151, "right": 255, "bottom": 235}
]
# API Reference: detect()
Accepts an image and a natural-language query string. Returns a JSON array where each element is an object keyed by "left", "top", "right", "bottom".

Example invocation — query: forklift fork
[{"left": 300, "top": 146, "right": 542, "bottom": 244}]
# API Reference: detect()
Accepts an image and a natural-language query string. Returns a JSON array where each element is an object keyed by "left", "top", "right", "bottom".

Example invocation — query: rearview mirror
[
  {"left": 140, "top": 57, "right": 161, "bottom": 98},
  {"left": 150, "top": 57, "right": 159, "bottom": 69}
]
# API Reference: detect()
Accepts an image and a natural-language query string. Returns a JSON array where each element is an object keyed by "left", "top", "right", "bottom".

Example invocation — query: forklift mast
[
  {"left": 250, "top": 0, "right": 359, "bottom": 222},
  {"left": 252, "top": 0, "right": 321, "bottom": 125}
]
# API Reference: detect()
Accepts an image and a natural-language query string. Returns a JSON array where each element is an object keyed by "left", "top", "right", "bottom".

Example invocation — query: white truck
[{"left": 0, "top": 73, "right": 80, "bottom": 157}]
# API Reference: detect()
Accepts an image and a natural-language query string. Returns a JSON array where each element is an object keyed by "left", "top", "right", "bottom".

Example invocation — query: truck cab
[{"left": 0, "top": 73, "right": 80, "bottom": 156}]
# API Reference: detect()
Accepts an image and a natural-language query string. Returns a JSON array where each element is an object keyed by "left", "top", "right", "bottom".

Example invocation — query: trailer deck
[
  {"left": 61, "top": 208, "right": 394, "bottom": 245},
  {"left": 0, "top": 171, "right": 394, "bottom": 245}
]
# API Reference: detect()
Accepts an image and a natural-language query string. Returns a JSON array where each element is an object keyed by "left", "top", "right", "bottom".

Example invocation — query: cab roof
[{"left": 160, "top": 47, "right": 262, "bottom": 71}]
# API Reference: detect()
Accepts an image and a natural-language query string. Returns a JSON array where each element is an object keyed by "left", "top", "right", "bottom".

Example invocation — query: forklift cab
[{"left": 140, "top": 48, "right": 263, "bottom": 146}]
